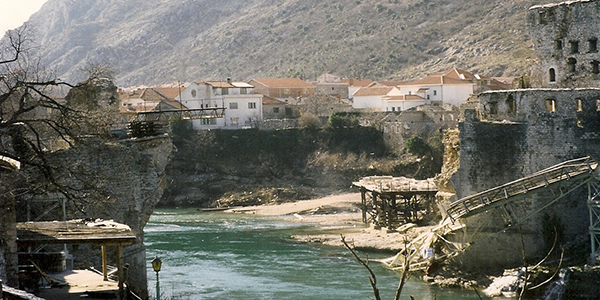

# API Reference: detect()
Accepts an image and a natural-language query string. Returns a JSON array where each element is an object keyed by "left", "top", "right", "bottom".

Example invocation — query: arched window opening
[
  {"left": 538, "top": 11, "right": 546, "bottom": 25},
  {"left": 546, "top": 99, "right": 557, "bottom": 112},
  {"left": 549, "top": 68, "right": 556, "bottom": 82}
]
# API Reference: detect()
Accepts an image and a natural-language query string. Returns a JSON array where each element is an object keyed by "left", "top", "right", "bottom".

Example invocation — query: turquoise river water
[{"left": 144, "top": 209, "right": 487, "bottom": 299}]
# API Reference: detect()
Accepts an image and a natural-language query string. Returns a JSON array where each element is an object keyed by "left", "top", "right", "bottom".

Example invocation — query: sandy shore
[{"left": 226, "top": 193, "right": 430, "bottom": 253}]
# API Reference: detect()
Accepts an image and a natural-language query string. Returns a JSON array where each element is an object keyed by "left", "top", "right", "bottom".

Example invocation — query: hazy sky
[{"left": 0, "top": 0, "right": 49, "bottom": 33}]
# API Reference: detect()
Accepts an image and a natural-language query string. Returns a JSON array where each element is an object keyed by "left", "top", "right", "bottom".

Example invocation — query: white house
[
  {"left": 352, "top": 86, "right": 403, "bottom": 111},
  {"left": 397, "top": 68, "right": 511, "bottom": 107},
  {"left": 177, "top": 80, "right": 263, "bottom": 130},
  {"left": 381, "top": 94, "right": 428, "bottom": 112}
]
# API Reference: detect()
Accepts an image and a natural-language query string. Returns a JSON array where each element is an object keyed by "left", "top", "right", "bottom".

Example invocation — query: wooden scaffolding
[{"left": 353, "top": 176, "right": 438, "bottom": 229}]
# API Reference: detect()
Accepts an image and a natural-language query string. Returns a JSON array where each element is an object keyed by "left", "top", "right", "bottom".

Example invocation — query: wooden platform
[{"left": 37, "top": 269, "right": 119, "bottom": 300}]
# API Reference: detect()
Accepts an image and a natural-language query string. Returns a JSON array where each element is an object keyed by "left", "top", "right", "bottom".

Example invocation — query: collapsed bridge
[{"left": 378, "top": 156, "right": 600, "bottom": 272}]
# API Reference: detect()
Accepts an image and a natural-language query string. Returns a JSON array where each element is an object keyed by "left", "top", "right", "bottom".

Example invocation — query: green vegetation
[{"left": 405, "top": 136, "right": 429, "bottom": 156}]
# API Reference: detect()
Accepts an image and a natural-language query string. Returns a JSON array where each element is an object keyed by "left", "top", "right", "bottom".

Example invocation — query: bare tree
[{"left": 341, "top": 235, "right": 411, "bottom": 300}]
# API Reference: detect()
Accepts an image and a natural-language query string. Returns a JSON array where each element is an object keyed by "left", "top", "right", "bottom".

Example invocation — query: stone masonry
[
  {"left": 529, "top": 0, "right": 600, "bottom": 88},
  {"left": 444, "top": 0, "right": 600, "bottom": 272}
]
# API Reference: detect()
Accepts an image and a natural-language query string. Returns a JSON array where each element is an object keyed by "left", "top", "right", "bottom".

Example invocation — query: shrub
[{"left": 405, "top": 136, "right": 429, "bottom": 156}]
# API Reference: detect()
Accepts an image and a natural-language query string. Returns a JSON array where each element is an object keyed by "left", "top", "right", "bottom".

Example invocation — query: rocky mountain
[{"left": 17, "top": 0, "right": 557, "bottom": 86}]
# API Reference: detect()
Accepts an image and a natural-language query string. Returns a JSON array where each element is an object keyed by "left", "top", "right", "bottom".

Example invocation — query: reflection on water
[{"left": 144, "top": 209, "right": 485, "bottom": 300}]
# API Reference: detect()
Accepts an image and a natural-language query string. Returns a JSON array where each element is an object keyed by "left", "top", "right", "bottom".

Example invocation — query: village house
[
  {"left": 248, "top": 78, "right": 315, "bottom": 102},
  {"left": 262, "top": 95, "right": 287, "bottom": 119},
  {"left": 177, "top": 79, "right": 263, "bottom": 130},
  {"left": 397, "top": 68, "right": 511, "bottom": 107},
  {"left": 314, "top": 73, "right": 350, "bottom": 100},
  {"left": 341, "top": 78, "right": 374, "bottom": 100},
  {"left": 352, "top": 85, "right": 428, "bottom": 112},
  {"left": 118, "top": 87, "right": 187, "bottom": 114}
]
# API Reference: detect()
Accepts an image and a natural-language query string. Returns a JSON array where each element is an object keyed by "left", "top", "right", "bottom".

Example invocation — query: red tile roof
[
  {"left": 262, "top": 95, "right": 286, "bottom": 105},
  {"left": 405, "top": 68, "right": 481, "bottom": 86},
  {"left": 353, "top": 86, "right": 394, "bottom": 96},
  {"left": 340, "top": 78, "right": 374, "bottom": 87},
  {"left": 153, "top": 87, "right": 182, "bottom": 100}
]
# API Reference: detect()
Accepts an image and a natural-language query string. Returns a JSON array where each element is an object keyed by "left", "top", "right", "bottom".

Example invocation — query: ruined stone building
[
  {"left": 443, "top": 0, "right": 600, "bottom": 271},
  {"left": 529, "top": 0, "right": 600, "bottom": 88}
]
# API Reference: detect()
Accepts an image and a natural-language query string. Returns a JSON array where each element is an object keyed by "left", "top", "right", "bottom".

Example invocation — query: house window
[
  {"left": 201, "top": 118, "right": 217, "bottom": 125},
  {"left": 231, "top": 117, "right": 239, "bottom": 125},
  {"left": 555, "top": 39, "right": 563, "bottom": 51},
  {"left": 240, "top": 88, "right": 247, "bottom": 95},
  {"left": 222, "top": 88, "right": 229, "bottom": 95},
  {"left": 590, "top": 38, "right": 598, "bottom": 53},
  {"left": 191, "top": 89, "right": 197, "bottom": 97},
  {"left": 546, "top": 99, "right": 557, "bottom": 112},
  {"left": 248, "top": 102, "right": 257, "bottom": 109},
  {"left": 392, "top": 107, "right": 396, "bottom": 112},
  {"left": 549, "top": 68, "right": 556, "bottom": 82},
  {"left": 567, "top": 58, "right": 577, "bottom": 72},
  {"left": 577, "top": 117, "right": 584, "bottom": 128},
  {"left": 597, "top": 99, "right": 600, "bottom": 111},
  {"left": 273, "top": 107, "right": 280, "bottom": 113},
  {"left": 229, "top": 102, "right": 238, "bottom": 109},
  {"left": 433, "top": 90, "right": 437, "bottom": 96},
  {"left": 576, "top": 99, "right": 583, "bottom": 112},
  {"left": 570, "top": 41, "right": 579, "bottom": 54},
  {"left": 592, "top": 61, "right": 600, "bottom": 74}
]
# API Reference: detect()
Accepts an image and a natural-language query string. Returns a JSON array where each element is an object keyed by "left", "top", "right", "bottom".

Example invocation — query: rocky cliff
[{"left": 13, "top": 0, "right": 559, "bottom": 86}]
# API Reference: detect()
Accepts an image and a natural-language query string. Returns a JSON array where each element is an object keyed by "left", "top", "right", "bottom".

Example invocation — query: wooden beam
[
  {"left": 117, "top": 245, "right": 124, "bottom": 300},
  {"left": 102, "top": 244, "right": 108, "bottom": 281}
]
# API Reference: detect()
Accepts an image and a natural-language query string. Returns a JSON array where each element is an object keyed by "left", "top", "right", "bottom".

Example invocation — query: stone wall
[
  {"left": 21, "top": 135, "right": 173, "bottom": 298},
  {"left": 446, "top": 88, "right": 600, "bottom": 272}
]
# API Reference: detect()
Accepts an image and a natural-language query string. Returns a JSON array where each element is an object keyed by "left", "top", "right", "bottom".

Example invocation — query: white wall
[
  {"left": 178, "top": 82, "right": 211, "bottom": 109},
  {"left": 223, "top": 94, "right": 263, "bottom": 129},
  {"left": 353, "top": 95, "right": 383, "bottom": 110},
  {"left": 383, "top": 100, "right": 427, "bottom": 112},
  {"left": 399, "top": 83, "right": 474, "bottom": 106},
  {"left": 353, "top": 87, "right": 402, "bottom": 110}
]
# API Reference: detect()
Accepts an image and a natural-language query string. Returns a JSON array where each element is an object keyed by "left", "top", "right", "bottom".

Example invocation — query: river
[{"left": 144, "top": 209, "right": 487, "bottom": 299}]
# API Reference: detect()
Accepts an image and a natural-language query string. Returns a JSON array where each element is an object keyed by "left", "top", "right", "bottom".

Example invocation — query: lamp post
[{"left": 151, "top": 257, "right": 162, "bottom": 300}]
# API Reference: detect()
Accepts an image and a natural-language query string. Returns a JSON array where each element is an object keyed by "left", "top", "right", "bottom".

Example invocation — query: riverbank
[
  {"left": 226, "top": 192, "right": 434, "bottom": 253},
  {"left": 225, "top": 193, "right": 490, "bottom": 291}
]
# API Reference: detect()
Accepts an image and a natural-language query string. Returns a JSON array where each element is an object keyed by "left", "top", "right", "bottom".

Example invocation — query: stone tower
[{"left": 528, "top": 0, "right": 600, "bottom": 88}]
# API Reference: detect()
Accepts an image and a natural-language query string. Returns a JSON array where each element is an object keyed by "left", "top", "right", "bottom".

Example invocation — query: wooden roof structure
[
  {"left": 16, "top": 220, "right": 137, "bottom": 247},
  {"left": 17, "top": 219, "right": 137, "bottom": 298}
]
